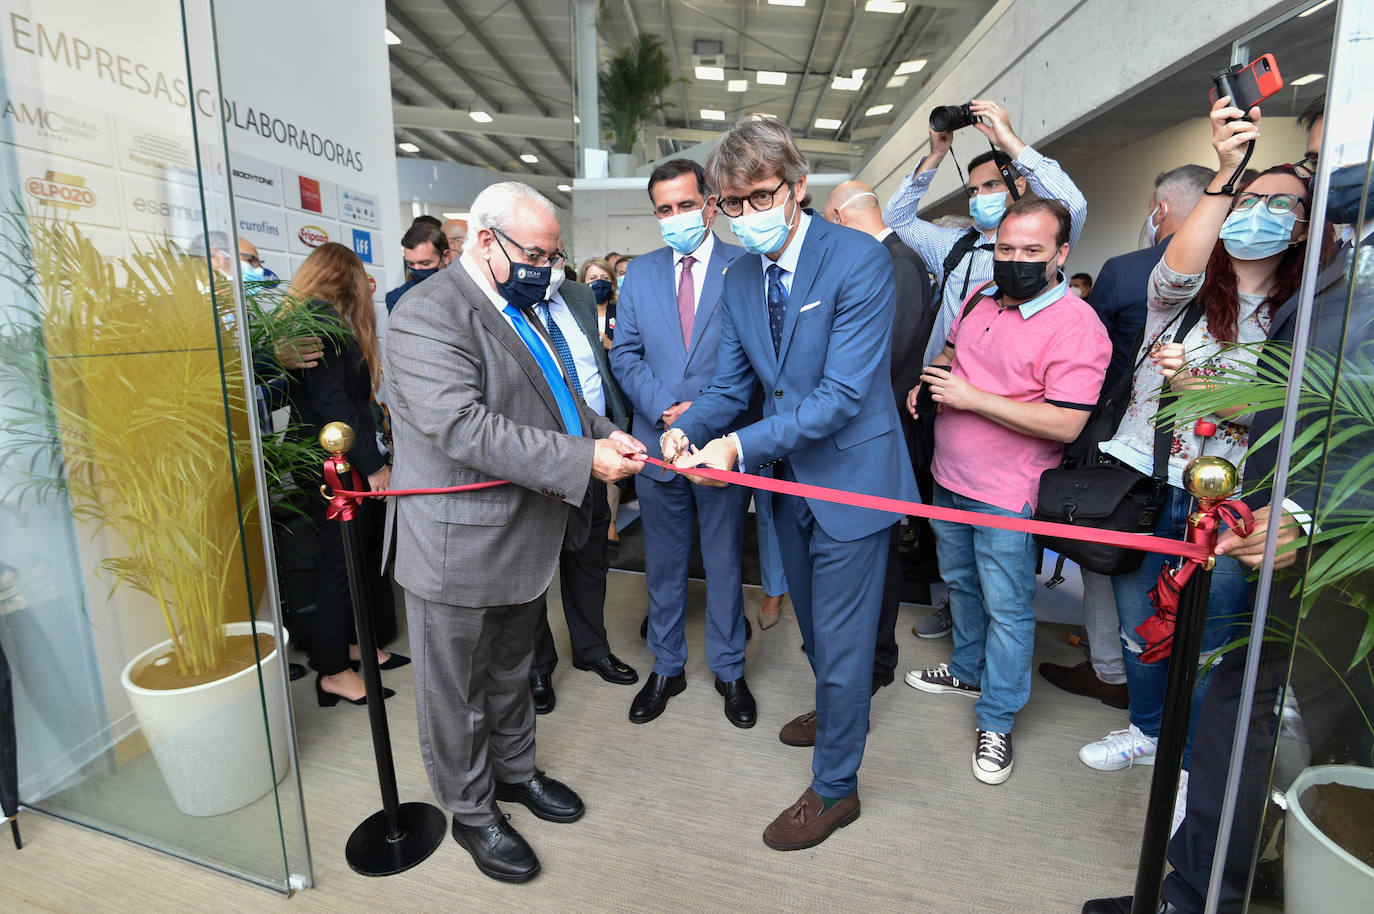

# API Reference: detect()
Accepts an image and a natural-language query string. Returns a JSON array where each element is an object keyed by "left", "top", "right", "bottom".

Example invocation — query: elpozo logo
[
  {"left": 26, "top": 170, "right": 96, "bottom": 210},
  {"left": 298, "top": 224, "right": 329, "bottom": 247}
]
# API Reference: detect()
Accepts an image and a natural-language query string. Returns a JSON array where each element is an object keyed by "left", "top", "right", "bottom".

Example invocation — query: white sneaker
[
  {"left": 1078, "top": 724, "right": 1158, "bottom": 771},
  {"left": 1171, "top": 769, "right": 1190, "bottom": 837},
  {"left": 972, "top": 729, "right": 1013, "bottom": 785}
]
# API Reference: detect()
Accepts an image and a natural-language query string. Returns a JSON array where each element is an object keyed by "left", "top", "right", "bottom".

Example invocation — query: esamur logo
[{"left": 26, "top": 170, "right": 96, "bottom": 210}]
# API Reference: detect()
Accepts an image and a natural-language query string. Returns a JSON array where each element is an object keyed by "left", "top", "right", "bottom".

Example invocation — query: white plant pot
[
  {"left": 609, "top": 152, "right": 635, "bottom": 178},
  {"left": 120, "top": 621, "right": 291, "bottom": 817},
  {"left": 1284, "top": 764, "right": 1374, "bottom": 914}
]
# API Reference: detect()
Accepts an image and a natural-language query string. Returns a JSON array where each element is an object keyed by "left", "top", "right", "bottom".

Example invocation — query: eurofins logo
[
  {"left": 26, "top": 170, "right": 96, "bottom": 210},
  {"left": 298, "top": 224, "right": 329, "bottom": 247}
]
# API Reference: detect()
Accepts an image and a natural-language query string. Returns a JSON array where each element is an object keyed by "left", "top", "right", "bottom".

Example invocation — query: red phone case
[{"left": 1209, "top": 54, "right": 1285, "bottom": 109}]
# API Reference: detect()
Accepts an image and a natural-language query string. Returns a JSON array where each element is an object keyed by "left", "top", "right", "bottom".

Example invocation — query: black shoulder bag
[{"left": 1032, "top": 300, "right": 1203, "bottom": 576}]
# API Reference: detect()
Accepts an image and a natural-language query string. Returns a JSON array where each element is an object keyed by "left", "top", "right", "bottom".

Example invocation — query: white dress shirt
[
  {"left": 538, "top": 292, "right": 605, "bottom": 416},
  {"left": 459, "top": 252, "right": 560, "bottom": 366}
]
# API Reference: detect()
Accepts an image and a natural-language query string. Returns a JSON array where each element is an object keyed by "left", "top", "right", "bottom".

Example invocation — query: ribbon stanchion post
[
  {"left": 319, "top": 422, "right": 446, "bottom": 877},
  {"left": 1130, "top": 456, "right": 1244, "bottom": 914}
]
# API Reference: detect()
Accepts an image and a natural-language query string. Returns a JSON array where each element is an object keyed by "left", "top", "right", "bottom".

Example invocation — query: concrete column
[{"left": 572, "top": 0, "right": 601, "bottom": 178}]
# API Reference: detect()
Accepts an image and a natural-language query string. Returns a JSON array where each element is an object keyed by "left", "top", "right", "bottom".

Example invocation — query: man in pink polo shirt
[{"left": 903, "top": 195, "right": 1110, "bottom": 785}]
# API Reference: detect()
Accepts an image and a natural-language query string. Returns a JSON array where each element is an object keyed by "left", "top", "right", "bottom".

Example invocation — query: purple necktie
[{"left": 677, "top": 255, "right": 696, "bottom": 349}]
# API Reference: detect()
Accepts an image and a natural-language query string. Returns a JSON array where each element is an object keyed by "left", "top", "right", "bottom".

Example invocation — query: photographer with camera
[{"left": 884, "top": 98, "right": 1087, "bottom": 637}]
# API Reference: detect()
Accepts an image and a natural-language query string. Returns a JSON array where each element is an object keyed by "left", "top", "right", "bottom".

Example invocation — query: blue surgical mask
[
  {"left": 616, "top": 274, "right": 626, "bottom": 288},
  {"left": 968, "top": 192, "right": 1007, "bottom": 231},
  {"left": 241, "top": 262, "right": 266, "bottom": 284},
  {"left": 659, "top": 209, "right": 708, "bottom": 254},
  {"left": 729, "top": 190, "right": 795, "bottom": 255},
  {"left": 1219, "top": 206, "right": 1299, "bottom": 261},
  {"left": 588, "top": 278, "right": 614, "bottom": 303}
]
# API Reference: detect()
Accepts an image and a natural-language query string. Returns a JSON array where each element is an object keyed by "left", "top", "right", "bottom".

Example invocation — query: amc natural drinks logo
[{"left": 26, "top": 170, "right": 96, "bottom": 211}]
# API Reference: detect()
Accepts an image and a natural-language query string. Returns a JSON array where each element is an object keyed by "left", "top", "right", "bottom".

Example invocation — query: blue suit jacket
[
  {"left": 675, "top": 215, "right": 920, "bottom": 541},
  {"left": 1089, "top": 236, "right": 1170, "bottom": 389},
  {"left": 610, "top": 235, "right": 749, "bottom": 483}
]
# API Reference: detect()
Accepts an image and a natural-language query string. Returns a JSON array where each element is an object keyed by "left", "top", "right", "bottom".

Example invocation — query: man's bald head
[
  {"left": 824, "top": 180, "right": 884, "bottom": 236},
  {"left": 442, "top": 218, "right": 468, "bottom": 256}
]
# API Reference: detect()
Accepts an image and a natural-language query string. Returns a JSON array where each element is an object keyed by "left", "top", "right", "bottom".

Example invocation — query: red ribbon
[{"left": 327, "top": 455, "right": 1215, "bottom": 563}]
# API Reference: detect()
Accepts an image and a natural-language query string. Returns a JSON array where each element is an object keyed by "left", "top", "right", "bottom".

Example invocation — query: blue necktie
[
  {"left": 502, "top": 303, "right": 582, "bottom": 436},
  {"left": 766, "top": 263, "right": 788, "bottom": 354},
  {"left": 538, "top": 303, "right": 583, "bottom": 396}
]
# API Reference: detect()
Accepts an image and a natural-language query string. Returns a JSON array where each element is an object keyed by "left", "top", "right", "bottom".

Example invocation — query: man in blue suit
[
  {"left": 609, "top": 159, "right": 755, "bottom": 729},
  {"left": 667, "top": 118, "right": 919, "bottom": 851}
]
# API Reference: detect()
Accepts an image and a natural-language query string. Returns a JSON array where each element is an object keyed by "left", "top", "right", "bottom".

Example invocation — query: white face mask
[
  {"left": 545, "top": 268, "right": 566, "bottom": 301},
  {"left": 1141, "top": 204, "right": 1163, "bottom": 248}
]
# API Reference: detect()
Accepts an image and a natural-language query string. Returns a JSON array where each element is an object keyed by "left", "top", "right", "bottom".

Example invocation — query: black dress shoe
[
  {"left": 315, "top": 673, "right": 394, "bottom": 707},
  {"left": 714, "top": 676, "right": 757, "bottom": 728},
  {"left": 573, "top": 653, "right": 639, "bottom": 685},
  {"left": 871, "top": 668, "right": 895, "bottom": 695},
  {"left": 628, "top": 672, "right": 686, "bottom": 724},
  {"left": 495, "top": 771, "right": 584, "bottom": 823},
  {"left": 451, "top": 816, "right": 539, "bottom": 883},
  {"left": 289, "top": 662, "right": 307, "bottom": 681},
  {"left": 529, "top": 673, "right": 555, "bottom": 715},
  {"left": 1081, "top": 897, "right": 1172, "bottom": 914}
]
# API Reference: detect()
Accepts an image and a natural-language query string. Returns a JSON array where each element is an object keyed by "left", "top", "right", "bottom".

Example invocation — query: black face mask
[
  {"left": 1326, "top": 161, "right": 1374, "bottom": 225},
  {"left": 488, "top": 235, "right": 552, "bottom": 309},
  {"left": 993, "top": 258, "right": 1055, "bottom": 302},
  {"left": 588, "top": 278, "right": 614, "bottom": 303},
  {"left": 408, "top": 265, "right": 439, "bottom": 283}
]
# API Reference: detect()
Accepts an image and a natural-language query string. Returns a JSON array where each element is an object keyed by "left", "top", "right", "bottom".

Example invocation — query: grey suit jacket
[
  {"left": 384, "top": 262, "right": 617, "bottom": 607},
  {"left": 559, "top": 279, "right": 628, "bottom": 428}
]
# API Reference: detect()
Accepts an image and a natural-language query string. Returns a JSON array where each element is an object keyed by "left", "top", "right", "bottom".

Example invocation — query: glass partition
[
  {"left": 1205, "top": 1, "right": 1374, "bottom": 911},
  {"left": 0, "top": 0, "right": 309, "bottom": 891}
]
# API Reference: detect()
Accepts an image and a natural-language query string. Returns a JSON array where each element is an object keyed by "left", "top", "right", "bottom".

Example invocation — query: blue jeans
[
  {"left": 931, "top": 483, "right": 1039, "bottom": 734},
  {"left": 1112, "top": 485, "right": 1249, "bottom": 767}
]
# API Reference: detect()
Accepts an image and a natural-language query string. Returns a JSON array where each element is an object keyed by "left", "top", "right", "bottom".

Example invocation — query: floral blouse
[{"left": 1099, "top": 259, "right": 1270, "bottom": 491}]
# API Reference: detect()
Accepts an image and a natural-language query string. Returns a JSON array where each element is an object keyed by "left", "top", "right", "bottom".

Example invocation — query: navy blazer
[
  {"left": 676, "top": 214, "right": 920, "bottom": 541},
  {"left": 1089, "top": 236, "right": 1170, "bottom": 389},
  {"left": 610, "top": 234, "right": 748, "bottom": 482}
]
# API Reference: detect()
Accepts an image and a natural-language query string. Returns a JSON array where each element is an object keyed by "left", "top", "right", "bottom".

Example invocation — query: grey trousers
[
  {"left": 404, "top": 590, "right": 542, "bottom": 825},
  {"left": 1080, "top": 569, "right": 1126, "bottom": 685}
]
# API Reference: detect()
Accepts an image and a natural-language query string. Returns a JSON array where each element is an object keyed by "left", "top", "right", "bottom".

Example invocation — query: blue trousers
[
  {"left": 639, "top": 473, "right": 750, "bottom": 681},
  {"left": 931, "top": 483, "right": 1038, "bottom": 734},
  {"left": 772, "top": 483, "right": 889, "bottom": 798}
]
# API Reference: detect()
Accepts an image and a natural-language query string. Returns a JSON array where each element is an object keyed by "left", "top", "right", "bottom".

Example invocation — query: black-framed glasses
[
  {"left": 1293, "top": 152, "right": 1318, "bottom": 179},
  {"left": 1234, "top": 191, "right": 1307, "bottom": 218},
  {"left": 239, "top": 251, "right": 262, "bottom": 267},
  {"left": 493, "top": 227, "right": 566, "bottom": 269},
  {"left": 718, "top": 179, "right": 786, "bottom": 217}
]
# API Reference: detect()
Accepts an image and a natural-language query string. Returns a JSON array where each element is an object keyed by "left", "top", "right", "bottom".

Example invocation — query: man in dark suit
[
  {"left": 384, "top": 182, "right": 644, "bottom": 883},
  {"left": 668, "top": 117, "right": 920, "bottom": 851},
  {"left": 1040, "top": 164, "right": 1215, "bottom": 712},
  {"left": 609, "top": 159, "right": 754, "bottom": 728},
  {"left": 526, "top": 274, "right": 638, "bottom": 715},
  {"left": 385, "top": 220, "right": 454, "bottom": 314},
  {"left": 822, "top": 180, "right": 936, "bottom": 699}
]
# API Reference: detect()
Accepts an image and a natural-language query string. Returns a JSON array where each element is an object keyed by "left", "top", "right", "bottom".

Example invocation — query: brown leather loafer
[
  {"left": 1038, "top": 660, "right": 1130, "bottom": 710},
  {"left": 762, "top": 788, "right": 860, "bottom": 850},
  {"left": 779, "top": 710, "right": 817, "bottom": 747}
]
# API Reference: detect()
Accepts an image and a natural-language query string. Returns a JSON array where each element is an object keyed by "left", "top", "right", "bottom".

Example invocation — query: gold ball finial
[
  {"left": 1183, "top": 456, "right": 1239, "bottom": 504},
  {"left": 319, "top": 421, "right": 355, "bottom": 456}
]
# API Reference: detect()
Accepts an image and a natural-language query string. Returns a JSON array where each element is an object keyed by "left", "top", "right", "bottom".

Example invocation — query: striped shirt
[{"left": 883, "top": 145, "right": 1088, "bottom": 365}]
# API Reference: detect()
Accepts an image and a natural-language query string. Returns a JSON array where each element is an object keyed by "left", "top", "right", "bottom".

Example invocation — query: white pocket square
[{"left": 799, "top": 300, "right": 822, "bottom": 313}]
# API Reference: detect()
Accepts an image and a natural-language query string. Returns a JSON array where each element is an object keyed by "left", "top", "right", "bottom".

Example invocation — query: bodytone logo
[
  {"left": 26, "top": 170, "right": 97, "bottom": 210},
  {"left": 299, "top": 224, "right": 329, "bottom": 247},
  {"left": 298, "top": 175, "right": 323, "bottom": 213}
]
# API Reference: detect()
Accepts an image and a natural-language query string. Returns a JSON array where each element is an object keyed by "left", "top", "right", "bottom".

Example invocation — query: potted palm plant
[
  {"left": 0, "top": 215, "right": 333, "bottom": 816},
  {"left": 598, "top": 33, "right": 680, "bottom": 177}
]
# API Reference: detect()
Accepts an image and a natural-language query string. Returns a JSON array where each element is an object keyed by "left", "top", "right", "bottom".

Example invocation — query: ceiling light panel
[
  {"left": 756, "top": 70, "right": 788, "bottom": 86},
  {"left": 865, "top": 104, "right": 894, "bottom": 117},
  {"left": 695, "top": 66, "right": 725, "bottom": 80},
  {"left": 469, "top": 110, "right": 493, "bottom": 123},
  {"left": 701, "top": 109, "right": 726, "bottom": 121},
  {"left": 520, "top": 153, "right": 539, "bottom": 163},
  {"left": 831, "top": 68, "right": 866, "bottom": 91},
  {"left": 865, "top": 0, "right": 905, "bottom": 12},
  {"left": 384, "top": 28, "right": 402, "bottom": 46},
  {"left": 814, "top": 118, "right": 842, "bottom": 130},
  {"left": 728, "top": 79, "right": 748, "bottom": 92},
  {"left": 1289, "top": 73, "right": 1325, "bottom": 85},
  {"left": 886, "top": 74, "right": 908, "bottom": 88},
  {"left": 894, "top": 59, "right": 926, "bottom": 75},
  {"left": 397, "top": 142, "right": 419, "bottom": 153}
]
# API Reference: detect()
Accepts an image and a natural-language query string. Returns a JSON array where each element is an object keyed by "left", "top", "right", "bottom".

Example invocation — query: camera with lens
[{"left": 929, "top": 102, "right": 976, "bottom": 133}]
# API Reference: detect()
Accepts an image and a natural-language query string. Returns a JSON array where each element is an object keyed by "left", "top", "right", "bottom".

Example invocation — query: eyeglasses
[
  {"left": 239, "top": 252, "right": 262, "bottom": 267},
  {"left": 718, "top": 179, "right": 786, "bottom": 218},
  {"left": 1234, "top": 191, "right": 1307, "bottom": 218},
  {"left": 493, "top": 227, "right": 566, "bottom": 269},
  {"left": 1293, "top": 152, "right": 1318, "bottom": 179}
]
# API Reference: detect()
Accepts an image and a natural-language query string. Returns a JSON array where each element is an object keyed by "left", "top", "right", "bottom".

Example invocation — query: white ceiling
[{"left": 385, "top": 0, "right": 996, "bottom": 181}]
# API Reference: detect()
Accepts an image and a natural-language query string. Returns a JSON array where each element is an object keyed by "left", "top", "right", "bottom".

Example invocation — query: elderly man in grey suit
[{"left": 384, "top": 181, "right": 645, "bottom": 884}]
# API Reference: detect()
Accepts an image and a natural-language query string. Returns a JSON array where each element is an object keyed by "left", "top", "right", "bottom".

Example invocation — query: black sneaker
[{"left": 972, "top": 729, "right": 1013, "bottom": 785}]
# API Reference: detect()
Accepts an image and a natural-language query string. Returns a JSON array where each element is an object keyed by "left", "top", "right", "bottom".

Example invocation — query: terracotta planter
[{"left": 120, "top": 621, "right": 290, "bottom": 817}]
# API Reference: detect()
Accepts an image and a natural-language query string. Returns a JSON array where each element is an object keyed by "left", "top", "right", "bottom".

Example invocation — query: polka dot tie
[{"left": 766, "top": 263, "right": 787, "bottom": 355}]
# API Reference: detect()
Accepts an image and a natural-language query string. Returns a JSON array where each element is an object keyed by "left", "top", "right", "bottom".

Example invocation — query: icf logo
[
  {"left": 299, "top": 224, "right": 329, "bottom": 247},
  {"left": 26, "top": 170, "right": 96, "bottom": 210}
]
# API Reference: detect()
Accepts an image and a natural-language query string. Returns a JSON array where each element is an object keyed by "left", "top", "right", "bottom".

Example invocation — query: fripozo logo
[
  {"left": 298, "top": 224, "right": 329, "bottom": 247},
  {"left": 26, "top": 174, "right": 96, "bottom": 207}
]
